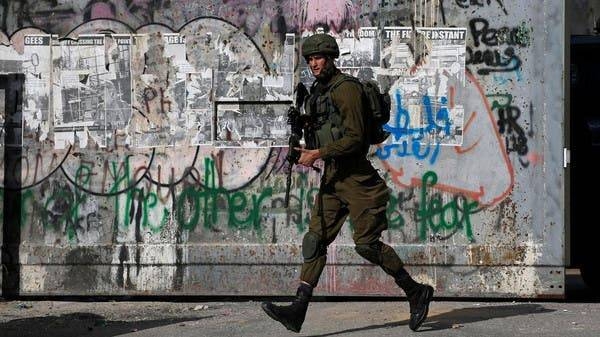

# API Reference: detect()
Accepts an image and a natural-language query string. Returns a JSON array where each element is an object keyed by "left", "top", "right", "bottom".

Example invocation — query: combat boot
[
  {"left": 394, "top": 268, "right": 434, "bottom": 331},
  {"left": 261, "top": 283, "right": 313, "bottom": 333},
  {"left": 406, "top": 283, "right": 434, "bottom": 331}
]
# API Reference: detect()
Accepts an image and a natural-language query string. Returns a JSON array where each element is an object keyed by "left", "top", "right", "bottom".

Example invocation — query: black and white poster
[
  {"left": 338, "top": 27, "right": 380, "bottom": 82},
  {"left": 23, "top": 34, "right": 52, "bottom": 144},
  {"left": 381, "top": 27, "right": 466, "bottom": 146},
  {"left": 186, "top": 69, "right": 213, "bottom": 146},
  {"left": 104, "top": 34, "right": 132, "bottom": 136},
  {"left": 53, "top": 34, "right": 108, "bottom": 149},
  {"left": 215, "top": 102, "right": 290, "bottom": 148},
  {"left": 263, "top": 33, "right": 295, "bottom": 101},
  {"left": 339, "top": 27, "right": 381, "bottom": 67},
  {"left": 213, "top": 32, "right": 295, "bottom": 147}
]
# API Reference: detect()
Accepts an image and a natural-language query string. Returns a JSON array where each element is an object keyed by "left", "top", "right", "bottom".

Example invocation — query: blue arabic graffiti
[{"left": 376, "top": 89, "right": 452, "bottom": 165}]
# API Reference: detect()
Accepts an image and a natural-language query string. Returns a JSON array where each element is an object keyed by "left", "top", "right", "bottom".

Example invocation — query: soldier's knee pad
[
  {"left": 355, "top": 241, "right": 383, "bottom": 265},
  {"left": 302, "top": 231, "right": 326, "bottom": 263}
]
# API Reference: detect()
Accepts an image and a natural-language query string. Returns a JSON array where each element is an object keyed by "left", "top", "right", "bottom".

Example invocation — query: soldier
[{"left": 261, "top": 33, "right": 434, "bottom": 333}]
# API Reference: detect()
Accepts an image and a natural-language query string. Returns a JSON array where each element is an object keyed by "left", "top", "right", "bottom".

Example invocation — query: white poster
[
  {"left": 381, "top": 27, "right": 466, "bottom": 146},
  {"left": 186, "top": 69, "right": 213, "bottom": 146},
  {"left": 22, "top": 35, "right": 53, "bottom": 143},
  {"left": 104, "top": 34, "right": 133, "bottom": 136},
  {"left": 53, "top": 34, "right": 108, "bottom": 149},
  {"left": 215, "top": 102, "right": 290, "bottom": 148}
]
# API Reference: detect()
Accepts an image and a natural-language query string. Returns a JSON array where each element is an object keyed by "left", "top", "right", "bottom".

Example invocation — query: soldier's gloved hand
[{"left": 294, "top": 147, "right": 321, "bottom": 168}]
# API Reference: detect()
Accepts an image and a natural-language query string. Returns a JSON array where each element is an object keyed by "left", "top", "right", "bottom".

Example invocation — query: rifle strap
[{"left": 317, "top": 171, "right": 327, "bottom": 243}]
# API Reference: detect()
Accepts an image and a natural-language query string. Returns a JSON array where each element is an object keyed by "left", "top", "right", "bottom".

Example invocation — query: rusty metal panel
[{"left": 0, "top": 0, "right": 567, "bottom": 298}]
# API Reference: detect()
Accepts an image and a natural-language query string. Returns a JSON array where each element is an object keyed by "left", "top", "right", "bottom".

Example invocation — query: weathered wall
[{"left": 0, "top": 0, "right": 565, "bottom": 298}]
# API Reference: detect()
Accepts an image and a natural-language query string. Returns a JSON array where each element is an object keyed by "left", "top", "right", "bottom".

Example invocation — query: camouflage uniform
[
  {"left": 299, "top": 70, "right": 403, "bottom": 286},
  {"left": 261, "top": 33, "right": 433, "bottom": 334}
]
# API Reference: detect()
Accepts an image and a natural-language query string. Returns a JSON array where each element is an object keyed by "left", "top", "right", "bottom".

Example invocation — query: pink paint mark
[
  {"left": 454, "top": 109, "right": 480, "bottom": 154},
  {"left": 527, "top": 151, "right": 543, "bottom": 166},
  {"left": 89, "top": 3, "right": 115, "bottom": 19},
  {"left": 301, "top": 0, "right": 358, "bottom": 32}
]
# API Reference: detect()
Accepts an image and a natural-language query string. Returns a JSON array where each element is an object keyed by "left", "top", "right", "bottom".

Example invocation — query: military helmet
[{"left": 301, "top": 33, "right": 339, "bottom": 58}]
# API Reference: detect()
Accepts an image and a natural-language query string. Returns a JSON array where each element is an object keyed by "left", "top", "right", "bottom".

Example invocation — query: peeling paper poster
[
  {"left": 104, "top": 34, "right": 133, "bottom": 136},
  {"left": 23, "top": 34, "right": 52, "bottom": 144},
  {"left": 381, "top": 27, "right": 467, "bottom": 146},
  {"left": 186, "top": 70, "right": 213, "bottom": 146},
  {"left": 53, "top": 34, "right": 108, "bottom": 149},
  {"left": 214, "top": 102, "right": 290, "bottom": 148},
  {"left": 130, "top": 33, "right": 194, "bottom": 148}
]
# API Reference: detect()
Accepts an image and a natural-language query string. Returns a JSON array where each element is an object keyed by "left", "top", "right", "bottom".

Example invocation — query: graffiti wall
[{"left": 0, "top": 0, "right": 565, "bottom": 298}]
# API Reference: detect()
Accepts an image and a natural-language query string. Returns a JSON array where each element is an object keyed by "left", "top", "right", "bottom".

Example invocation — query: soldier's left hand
[{"left": 294, "top": 147, "right": 321, "bottom": 167}]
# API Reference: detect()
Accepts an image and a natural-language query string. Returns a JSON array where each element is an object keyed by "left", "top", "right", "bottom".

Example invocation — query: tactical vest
[{"left": 304, "top": 74, "right": 358, "bottom": 149}]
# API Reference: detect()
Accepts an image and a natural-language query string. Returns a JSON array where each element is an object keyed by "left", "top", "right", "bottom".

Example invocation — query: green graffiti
[
  {"left": 288, "top": 171, "right": 319, "bottom": 232},
  {"left": 108, "top": 156, "right": 132, "bottom": 194},
  {"left": 387, "top": 192, "right": 406, "bottom": 230},
  {"left": 417, "top": 171, "right": 478, "bottom": 242},
  {"left": 111, "top": 157, "right": 132, "bottom": 228},
  {"left": 118, "top": 187, "right": 169, "bottom": 234},
  {"left": 178, "top": 186, "right": 200, "bottom": 231},
  {"left": 20, "top": 189, "right": 34, "bottom": 227},
  {"left": 515, "top": 21, "right": 533, "bottom": 46},
  {"left": 103, "top": 156, "right": 168, "bottom": 234},
  {"left": 144, "top": 190, "right": 170, "bottom": 233},
  {"left": 176, "top": 157, "right": 272, "bottom": 233},
  {"left": 42, "top": 165, "right": 92, "bottom": 242},
  {"left": 75, "top": 164, "right": 92, "bottom": 186}
]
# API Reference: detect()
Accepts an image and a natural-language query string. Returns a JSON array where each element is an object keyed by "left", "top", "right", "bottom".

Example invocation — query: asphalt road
[{"left": 1, "top": 270, "right": 599, "bottom": 337}]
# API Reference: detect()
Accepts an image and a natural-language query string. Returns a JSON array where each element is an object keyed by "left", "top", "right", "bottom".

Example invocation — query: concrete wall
[{"left": 0, "top": 0, "right": 565, "bottom": 298}]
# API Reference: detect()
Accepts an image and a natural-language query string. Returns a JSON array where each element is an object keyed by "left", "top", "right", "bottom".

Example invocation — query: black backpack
[
  {"left": 329, "top": 75, "right": 391, "bottom": 145},
  {"left": 360, "top": 79, "right": 391, "bottom": 144}
]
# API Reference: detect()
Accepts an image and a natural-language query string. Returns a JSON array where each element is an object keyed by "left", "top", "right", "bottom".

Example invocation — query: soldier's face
[{"left": 307, "top": 54, "right": 327, "bottom": 78}]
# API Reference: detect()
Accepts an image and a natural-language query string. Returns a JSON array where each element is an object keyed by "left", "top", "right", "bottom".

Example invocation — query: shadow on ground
[
  {"left": 0, "top": 312, "right": 211, "bottom": 337},
  {"left": 304, "top": 303, "right": 554, "bottom": 337}
]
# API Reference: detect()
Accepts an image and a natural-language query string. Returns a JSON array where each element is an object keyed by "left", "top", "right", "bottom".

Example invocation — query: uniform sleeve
[{"left": 318, "top": 80, "right": 366, "bottom": 160}]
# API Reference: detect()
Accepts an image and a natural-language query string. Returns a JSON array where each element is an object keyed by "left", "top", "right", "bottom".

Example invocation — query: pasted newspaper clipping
[
  {"left": 104, "top": 34, "right": 133, "bottom": 145},
  {"left": 23, "top": 35, "right": 52, "bottom": 145},
  {"left": 381, "top": 27, "right": 466, "bottom": 147},
  {"left": 53, "top": 34, "right": 108, "bottom": 149},
  {"left": 213, "top": 33, "right": 294, "bottom": 148},
  {"left": 186, "top": 69, "right": 214, "bottom": 146}
]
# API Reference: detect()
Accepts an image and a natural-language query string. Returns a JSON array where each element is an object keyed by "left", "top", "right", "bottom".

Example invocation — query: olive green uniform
[
  {"left": 262, "top": 34, "right": 433, "bottom": 334},
  {"left": 300, "top": 70, "right": 404, "bottom": 287}
]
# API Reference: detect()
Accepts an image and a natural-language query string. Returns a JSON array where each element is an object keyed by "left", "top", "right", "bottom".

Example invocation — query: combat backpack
[
  {"left": 328, "top": 75, "right": 391, "bottom": 145},
  {"left": 359, "top": 79, "right": 391, "bottom": 144}
]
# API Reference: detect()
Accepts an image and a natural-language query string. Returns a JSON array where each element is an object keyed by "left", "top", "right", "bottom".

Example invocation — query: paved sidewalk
[
  {"left": 2, "top": 271, "right": 599, "bottom": 337},
  {"left": 1, "top": 298, "right": 600, "bottom": 337}
]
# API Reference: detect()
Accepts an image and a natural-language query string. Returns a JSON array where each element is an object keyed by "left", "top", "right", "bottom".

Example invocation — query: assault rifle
[{"left": 284, "top": 82, "right": 315, "bottom": 208}]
